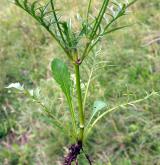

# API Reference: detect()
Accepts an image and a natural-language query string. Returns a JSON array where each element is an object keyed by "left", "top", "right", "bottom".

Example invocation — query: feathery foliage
[
  {"left": 14, "top": 0, "right": 137, "bottom": 63},
  {"left": 7, "top": 0, "right": 158, "bottom": 164}
]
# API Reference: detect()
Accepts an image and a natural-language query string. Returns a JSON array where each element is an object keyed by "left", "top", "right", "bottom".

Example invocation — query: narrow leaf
[
  {"left": 102, "top": 25, "right": 131, "bottom": 35},
  {"left": 31, "top": 1, "right": 38, "bottom": 16}
]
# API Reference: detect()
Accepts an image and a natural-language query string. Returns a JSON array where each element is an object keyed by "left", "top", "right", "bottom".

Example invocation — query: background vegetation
[{"left": 0, "top": 0, "right": 160, "bottom": 164}]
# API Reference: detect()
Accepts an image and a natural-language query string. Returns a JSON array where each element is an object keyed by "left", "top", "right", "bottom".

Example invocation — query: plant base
[{"left": 64, "top": 141, "right": 92, "bottom": 165}]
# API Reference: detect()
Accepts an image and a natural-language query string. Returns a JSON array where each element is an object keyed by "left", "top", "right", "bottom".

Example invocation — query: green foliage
[
  {"left": 93, "top": 101, "right": 107, "bottom": 113},
  {"left": 86, "top": 100, "right": 107, "bottom": 129},
  {"left": 51, "top": 58, "right": 77, "bottom": 137},
  {"left": 0, "top": 0, "right": 160, "bottom": 164},
  {"left": 13, "top": 0, "right": 137, "bottom": 63},
  {"left": 51, "top": 59, "right": 72, "bottom": 102},
  {"left": 12, "top": 0, "right": 139, "bottom": 145}
]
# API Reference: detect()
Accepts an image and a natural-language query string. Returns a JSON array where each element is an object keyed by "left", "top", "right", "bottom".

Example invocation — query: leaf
[
  {"left": 93, "top": 100, "right": 107, "bottom": 116},
  {"left": 51, "top": 58, "right": 72, "bottom": 101},
  {"left": 31, "top": 1, "right": 38, "bottom": 16},
  {"left": 86, "top": 100, "right": 107, "bottom": 128},
  {"left": 51, "top": 59, "right": 77, "bottom": 137},
  {"left": 102, "top": 25, "right": 131, "bottom": 35},
  {"left": 5, "top": 82, "right": 24, "bottom": 91}
]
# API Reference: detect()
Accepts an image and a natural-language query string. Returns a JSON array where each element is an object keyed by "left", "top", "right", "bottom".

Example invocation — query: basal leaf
[
  {"left": 51, "top": 58, "right": 72, "bottom": 101},
  {"left": 51, "top": 59, "right": 77, "bottom": 137}
]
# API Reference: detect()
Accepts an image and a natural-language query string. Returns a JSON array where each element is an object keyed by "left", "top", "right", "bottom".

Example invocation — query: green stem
[
  {"left": 67, "top": 97, "right": 78, "bottom": 140},
  {"left": 87, "top": 0, "right": 92, "bottom": 23},
  {"left": 74, "top": 63, "right": 85, "bottom": 142},
  {"left": 50, "top": 0, "right": 66, "bottom": 45}
]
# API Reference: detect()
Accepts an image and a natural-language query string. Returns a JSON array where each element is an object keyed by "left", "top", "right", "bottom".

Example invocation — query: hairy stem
[{"left": 74, "top": 63, "right": 85, "bottom": 142}]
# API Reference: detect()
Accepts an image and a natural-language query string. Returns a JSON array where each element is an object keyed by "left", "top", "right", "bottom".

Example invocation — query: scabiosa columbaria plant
[{"left": 8, "top": 0, "right": 157, "bottom": 164}]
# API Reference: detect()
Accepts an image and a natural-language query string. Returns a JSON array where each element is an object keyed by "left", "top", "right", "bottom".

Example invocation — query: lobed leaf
[{"left": 85, "top": 92, "right": 159, "bottom": 138}]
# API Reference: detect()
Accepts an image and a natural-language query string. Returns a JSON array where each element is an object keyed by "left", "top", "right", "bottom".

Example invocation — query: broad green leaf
[
  {"left": 51, "top": 59, "right": 77, "bottom": 136},
  {"left": 51, "top": 58, "right": 72, "bottom": 102}
]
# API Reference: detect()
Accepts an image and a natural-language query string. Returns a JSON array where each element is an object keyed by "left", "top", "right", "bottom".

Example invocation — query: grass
[{"left": 0, "top": 0, "right": 160, "bottom": 164}]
